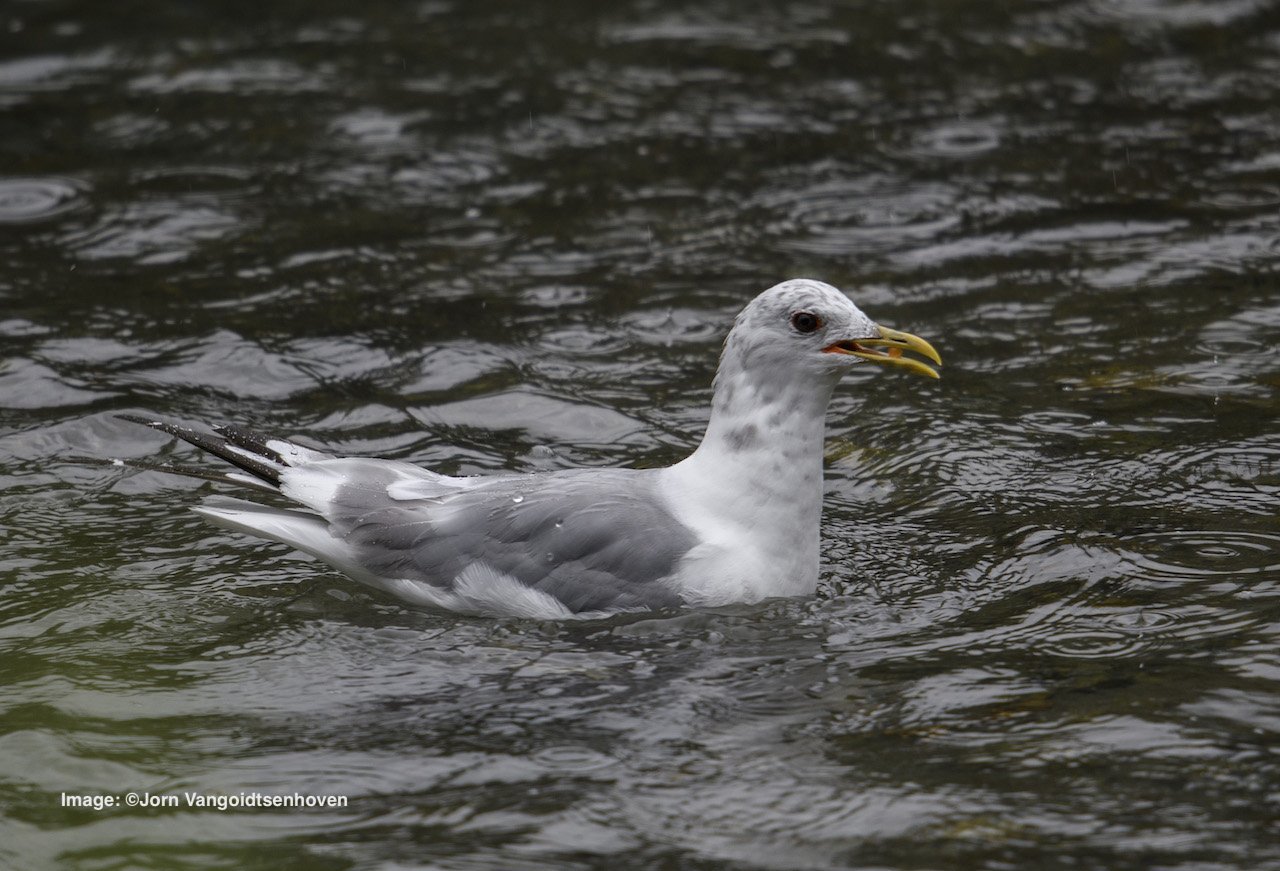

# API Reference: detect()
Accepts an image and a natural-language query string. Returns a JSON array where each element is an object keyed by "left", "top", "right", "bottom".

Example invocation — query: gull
[{"left": 120, "top": 279, "right": 941, "bottom": 619}]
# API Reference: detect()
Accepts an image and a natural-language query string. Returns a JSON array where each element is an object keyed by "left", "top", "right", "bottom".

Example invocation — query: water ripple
[
  {"left": 0, "top": 177, "right": 88, "bottom": 225},
  {"left": 1119, "top": 530, "right": 1280, "bottom": 585},
  {"left": 907, "top": 118, "right": 1004, "bottom": 160}
]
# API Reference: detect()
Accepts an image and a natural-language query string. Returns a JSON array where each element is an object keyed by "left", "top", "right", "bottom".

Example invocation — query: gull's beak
[{"left": 823, "top": 325, "right": 942, "bottom": 379}]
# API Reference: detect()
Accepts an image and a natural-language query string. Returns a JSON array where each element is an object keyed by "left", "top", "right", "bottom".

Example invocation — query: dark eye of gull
[{"left": 790, "top": 311, "right": 822, "bottom": 334}]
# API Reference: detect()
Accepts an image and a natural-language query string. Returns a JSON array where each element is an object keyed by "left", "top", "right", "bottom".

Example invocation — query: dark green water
[{"left": 3, "top": 1, "right": 1279, "bottom": 868}]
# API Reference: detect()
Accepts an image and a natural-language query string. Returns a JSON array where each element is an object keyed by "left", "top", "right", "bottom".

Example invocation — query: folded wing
[{"left": 125, "top": 417, "right": 694, "bottom": 617}]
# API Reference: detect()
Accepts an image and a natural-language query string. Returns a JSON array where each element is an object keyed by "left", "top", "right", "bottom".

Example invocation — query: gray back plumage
[{"left": 324, "top": 466, "right": 694, "bottom": 613}]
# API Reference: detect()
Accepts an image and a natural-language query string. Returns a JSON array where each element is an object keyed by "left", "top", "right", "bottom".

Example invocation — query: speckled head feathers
[{"left": 721, "top": 278, "right": 879, "bottom": 378}]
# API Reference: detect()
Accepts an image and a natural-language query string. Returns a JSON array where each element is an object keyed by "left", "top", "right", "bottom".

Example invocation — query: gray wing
[{"left": 325, "top": 466, "right": 695, "bottom": 614}]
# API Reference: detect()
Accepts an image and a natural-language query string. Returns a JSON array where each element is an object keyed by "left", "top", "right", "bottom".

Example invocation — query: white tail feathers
[{"left": 193, "top": 496, "right": 353, "bottom": 569}]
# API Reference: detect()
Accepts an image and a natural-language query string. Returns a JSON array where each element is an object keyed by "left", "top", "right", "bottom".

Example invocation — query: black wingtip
[
  {"left": 119, "top": 413, "right": 283, "bottom": 487},
  {"left": 75, "top": 455, "right": 278, "bottom": 490},
  {"left": 211, "top": 422, "right": 286, "bottom": 466}
]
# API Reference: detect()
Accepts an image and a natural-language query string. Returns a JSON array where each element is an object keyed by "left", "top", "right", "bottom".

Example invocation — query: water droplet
[
  {"left": 511, "top": 495, "right": 523, "bottom": 503},
  {"left": 545, "top": 552, "right": 555, "bottom": 563},
  {"left": 554, "top": 519, "right": 564, "bottom": 528}
]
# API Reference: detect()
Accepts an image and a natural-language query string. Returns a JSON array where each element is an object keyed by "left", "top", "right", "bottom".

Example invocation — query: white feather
[
  {"left": 192, "top": 497, "right": 353, "bottom": 569},
  {"left": 451, "top": 563, "right": 577, "bottom": 619},
  {"left": 266, "top": 439, "right": 330, "bottom": 466}
]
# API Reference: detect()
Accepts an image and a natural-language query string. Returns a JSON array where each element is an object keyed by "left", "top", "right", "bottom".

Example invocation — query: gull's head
[{"left": 725, "top": 278, "right": 942, "bottom": 381}]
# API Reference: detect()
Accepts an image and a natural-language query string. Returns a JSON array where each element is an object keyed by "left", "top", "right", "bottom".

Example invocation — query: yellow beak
[{"left": 823, "top": 325, "right": 942, "bottom": 379}]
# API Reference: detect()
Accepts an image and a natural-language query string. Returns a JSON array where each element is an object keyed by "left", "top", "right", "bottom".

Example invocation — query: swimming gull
[{"left": 118, "top": 278, "right": 941, "bottom": 618}]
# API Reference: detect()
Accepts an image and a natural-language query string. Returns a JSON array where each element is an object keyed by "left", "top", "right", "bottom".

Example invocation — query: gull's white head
[{"left": 724, "top": 278, "right": 941, "bottom": 382}]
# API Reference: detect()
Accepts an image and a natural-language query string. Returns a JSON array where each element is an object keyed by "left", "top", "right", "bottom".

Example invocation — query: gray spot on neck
[{"left": 723, "top": 421, "right": 760, "bottom": 452}]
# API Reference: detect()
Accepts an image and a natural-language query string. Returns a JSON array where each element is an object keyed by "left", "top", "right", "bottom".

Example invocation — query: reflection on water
[{"left": 2, "top": 0, "right": 1279, "bottom": 868}]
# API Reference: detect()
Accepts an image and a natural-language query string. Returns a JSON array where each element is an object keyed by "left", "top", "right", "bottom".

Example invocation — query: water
[{"left": 2, "top": 0, "right": 1279, "bottom": 868}]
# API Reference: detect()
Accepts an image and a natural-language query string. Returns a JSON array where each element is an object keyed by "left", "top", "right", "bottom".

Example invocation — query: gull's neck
[
  {"left": 661, "top": 345, "right": 840, "bottom": 604},
  {"left": 694, "top": 364, "right": 836, "bottom": 481}
]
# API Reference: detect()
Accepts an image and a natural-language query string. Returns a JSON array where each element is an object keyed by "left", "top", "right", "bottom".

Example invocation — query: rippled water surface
[{"left": 3, "top": 1, "right": 1280, "bottom": 868}]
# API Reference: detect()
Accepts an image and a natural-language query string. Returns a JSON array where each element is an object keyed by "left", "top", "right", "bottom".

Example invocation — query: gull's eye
[{"left": 790, "top": 311, "right": 822, "bottom": 334}]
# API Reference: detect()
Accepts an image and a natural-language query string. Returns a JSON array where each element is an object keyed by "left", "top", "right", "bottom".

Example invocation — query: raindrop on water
[{"left": 0, "top": 177, "right": 87, "bottom": 224}]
